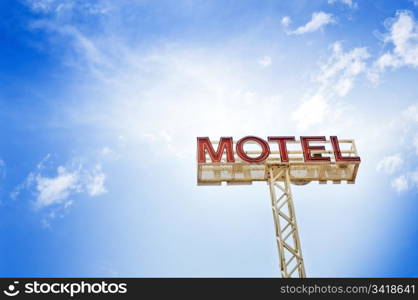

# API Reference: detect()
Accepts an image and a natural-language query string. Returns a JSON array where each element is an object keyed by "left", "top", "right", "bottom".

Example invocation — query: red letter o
[{"left": 236, "top": 136, "right": 270, "bottom": 163}]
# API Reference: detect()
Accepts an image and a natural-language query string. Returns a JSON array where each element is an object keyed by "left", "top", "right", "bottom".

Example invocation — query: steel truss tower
[{"left": 268, "top": 166, "right": 306, "bottom": 278}]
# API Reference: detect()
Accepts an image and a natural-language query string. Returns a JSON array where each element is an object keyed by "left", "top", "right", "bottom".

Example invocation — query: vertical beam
[{"left": 268, "top": 166, "right": 306, "bottom": 278}]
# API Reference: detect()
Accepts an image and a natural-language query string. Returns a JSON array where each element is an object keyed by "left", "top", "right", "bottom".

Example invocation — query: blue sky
[{"left": 0, "top": 0, "right": 417, "bottom": 277}]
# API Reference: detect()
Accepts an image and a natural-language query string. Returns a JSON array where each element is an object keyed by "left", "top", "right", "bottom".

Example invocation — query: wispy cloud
[
  {"left": 404, "top": 104, "right": 418, "bottom": 122},
  {"left": 409, "top": 0, "right": 418, "bottom": 7},
  {"left": 12, "top": 157, "right": 107, "bottom": 208},
  {"left": 258, "top": 56, "right": 272, "bottom": 67},
  {"left": 391, "top": 171, "right": 418, "bottom": 193},
  {"left": 85, "top": 165, "right": 107, "bottom": 196},
  {"left": 376, "top": 154, "right": 404, "bottom": 174},
  {"left": 285, "top": 12, "right": 336, "bottom": 35},
  {"left": 317, "top": 42, "right": 370, "bottom": 97},
  {"left": 26, "top": 0, "right": 56, "bottom": 13},
  {"left": 11, "top": 154, "right": 108, "bottom": 226},
  {"left": 391, "top": 175, "right": 410, "bottom": 192},
  {"left": 293, "top": 9, "right": 418, "bottom": 131},
  {"left": 281, "top": 16, "right": 291, "bottom": 27},
  {"left": 35, "top": 166, "right": 80, "bottom": 208},
  {"left": 328, "top": 0, "right": 357, "bottom": 9},
  {"left": 373, "top": 11, "right": 418, "bottom": 77},
  {"left": 293, "top": 42, "right": 370, "bottom": 129},
  {"left": 0, "top": 159, "right": 5, "bottom": 179},
  {"left": 26, "top": 0, "right": 111, "bottom": 15},
  {"left": 374, "top": 104, "right": 418, "bottom": 193}
]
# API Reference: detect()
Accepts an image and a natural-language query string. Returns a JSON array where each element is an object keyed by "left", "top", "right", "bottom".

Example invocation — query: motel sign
[{"left": 196, "top": 136, "right": 361, "bottom": 278}]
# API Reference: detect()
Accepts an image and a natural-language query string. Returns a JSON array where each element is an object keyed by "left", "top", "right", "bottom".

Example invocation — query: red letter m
[{"left": 197, "top": 137, "right": 235, "bottom": 163}]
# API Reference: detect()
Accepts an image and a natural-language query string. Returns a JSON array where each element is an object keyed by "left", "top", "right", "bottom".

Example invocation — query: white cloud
[
  {"left": 33, "top": 162, "right": 108, "bottom": 208},
  {"left": 377, "top": 103, "right": 418, "bottom": 193},
  {"left": 35, "top": 166, "right": 80, "bottom": 208},
  {"left": 293, "top": 42, "right": 370, "bottom": 129},
  {"left": 101, "top": 147, "right": 113, "bottom": 156},
  {"left": 376, "top": 154, "right": 403, "bottom": 174},
  {"left": 27, "top": 0, "right": 56, "bottom": 13},
  {"left": 318, "top": 42, "right": 370, "bottom": 97},
  {"left": 390, "top": 171, "right": 418, "bottom": 192},
  {"left": 391, "top": 175, "right": 409, "bottom": 192},
  {"left": 26, "top": 0, "right": 111, "bottom": 15},
  {"left": 100, "top": 146, "right": 121, "bottom": 161},
  {"left": 0, "top": 159, "right": 5, "bottom": 179},
  {"left": 36, "top": 153, "right": 51, "bottom": 170},
  {"left": 29, "top": 21, "right": 107, "bottom": 72},
  {"left": 258, "top": 56, "right": 272, "bottom": 67},
  {"left": 11, "top": 154, "right": 51, "bottom": 201},
  {"left": 281, "top": 16, "right": 291, "bottom": 27},
  {"left": 10, "top": 173, "right": 34, "bottom": 201},
  {"left": 328, "top": 0, "right": 357, "bottom": 9},
  {"left": 85, "top": 165, "right": 107, "bottom": 196},
  {"left": 403, "top": 104, "right": 418, "bottom": 122},
  {"left": 12, "top": 156, "right": 107, "bottom": 212},
  {"left": 375, "top": 11, "right": 418, "bottom": 71},
  {"left": 410, "top": 0, "right": 418, "bottom": 6},
  {"left": 289, "top": 12, "right": 336, "bottom": 35}
]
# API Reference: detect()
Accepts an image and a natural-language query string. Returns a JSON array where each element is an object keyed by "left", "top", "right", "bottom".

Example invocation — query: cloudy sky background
[{"left": 0, "top": 0, "right": 417, "bottom": 277}]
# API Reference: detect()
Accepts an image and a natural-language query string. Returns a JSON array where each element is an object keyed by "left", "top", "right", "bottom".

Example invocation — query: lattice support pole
[{"left": 268, "top": 166, "right": 306, "bottom": 278}]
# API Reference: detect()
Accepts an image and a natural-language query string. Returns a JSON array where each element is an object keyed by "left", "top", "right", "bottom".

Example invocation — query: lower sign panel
[{"left": 197, "top": 162, "right": 360, "bottom": 185}]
